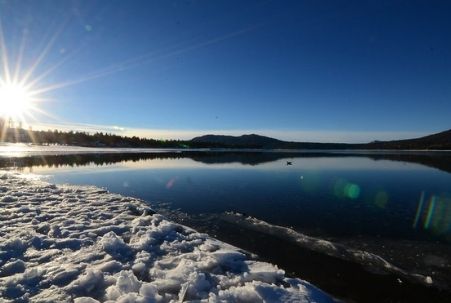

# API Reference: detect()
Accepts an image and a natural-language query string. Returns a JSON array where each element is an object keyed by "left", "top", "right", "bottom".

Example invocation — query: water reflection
[
  {"left": 2, "top": 150, "right": 451, "bottom": 302},
  {"left": 2, "top": 150, "right": 451, "bottom": 173}
]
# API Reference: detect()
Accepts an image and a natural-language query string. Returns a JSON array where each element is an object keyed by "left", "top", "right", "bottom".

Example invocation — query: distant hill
[
  {"left": 366, "top": 129, "right": 451, "bottom": 150},
  {"left": 191, "top": 134, "right": 355, "bottom": 149},
  {"left": 191, "top": 134, "right": 283, "bottom": 148},
  {"left": 191, "top": 130, "right": 451, "bottom": 150}
]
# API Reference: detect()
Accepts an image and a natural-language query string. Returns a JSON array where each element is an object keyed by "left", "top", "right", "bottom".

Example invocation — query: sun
[{"left": 0, "top": 81, "right": 34, "bottom": 119}]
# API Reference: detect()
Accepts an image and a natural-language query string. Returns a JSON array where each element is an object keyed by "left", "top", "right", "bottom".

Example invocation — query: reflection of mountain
[
  {"left": 1, "top": 151, "right": 451, "bottom": 174},
  {"left": 187, "top": 151, "right": 308, "bottom": 165},
  {"left": 366, "top": 153, "right": 451, "bottom": 174},
  {"left": 189, "top": 151, "right": 451, "bottom": 174}
]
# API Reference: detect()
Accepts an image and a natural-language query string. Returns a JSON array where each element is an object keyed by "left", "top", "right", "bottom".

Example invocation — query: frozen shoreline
[{"left": 0, "top": 172, "right": 334, "bottom": 302}]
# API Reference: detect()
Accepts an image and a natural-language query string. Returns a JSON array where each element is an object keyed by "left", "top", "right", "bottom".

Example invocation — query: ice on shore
[
  {"left": 220, "top": 212, "right": 435, "bottom": 288},
  {"left": 0, "top": 172, "right": 335, "bottom": 302}
]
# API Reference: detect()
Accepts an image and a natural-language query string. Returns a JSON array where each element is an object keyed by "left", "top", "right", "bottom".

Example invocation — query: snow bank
[{"left": 0, "top": 172, "right": 335, "bottom": 302}]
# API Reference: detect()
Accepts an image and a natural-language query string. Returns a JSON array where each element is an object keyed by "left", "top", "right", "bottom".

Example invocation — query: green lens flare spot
[{"left": 346, "top": 183, "right": 360, "bottom": 199}]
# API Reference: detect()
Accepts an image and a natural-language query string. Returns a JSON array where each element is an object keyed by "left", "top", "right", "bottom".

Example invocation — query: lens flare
[
  {"left": 413, "top": 191, "right": 426, "bottom": 229},
  {"left": 333, "top": 178, "right": 361, "bottom": 200},
  {"left": 413, "top": 192, "right": 451, "bottom": 237}
]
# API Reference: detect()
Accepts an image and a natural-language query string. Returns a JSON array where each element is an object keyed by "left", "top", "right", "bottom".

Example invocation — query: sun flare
[{"left": 0, "top": 81, "right": 34, "bottom": 120}]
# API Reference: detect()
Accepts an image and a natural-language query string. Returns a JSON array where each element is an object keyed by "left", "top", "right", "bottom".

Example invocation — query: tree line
[{"left": 0, "top": 119, "right": 190, "bottom": 148}]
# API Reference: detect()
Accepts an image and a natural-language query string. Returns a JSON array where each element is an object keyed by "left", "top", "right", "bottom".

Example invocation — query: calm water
[{"left": 3, "top": 150, "right": 451, "bottom": 302}]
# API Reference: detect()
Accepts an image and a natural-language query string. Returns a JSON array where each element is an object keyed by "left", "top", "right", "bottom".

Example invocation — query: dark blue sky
[{"left": 1, "top": 0, "right": 450, "bottom": 142}]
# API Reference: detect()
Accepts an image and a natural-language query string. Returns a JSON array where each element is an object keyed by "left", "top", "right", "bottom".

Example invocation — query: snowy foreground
[{"left": 0, "top": 172, "right": 335, "bottom": 303}]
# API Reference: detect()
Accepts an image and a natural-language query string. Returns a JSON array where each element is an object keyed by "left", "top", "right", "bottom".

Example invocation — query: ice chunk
[
  {"left": 74, "top": 298, "right": 101, "bottom": 303},
  {"left": 0, "top": 259, "right": 26, "bottom": 276}
]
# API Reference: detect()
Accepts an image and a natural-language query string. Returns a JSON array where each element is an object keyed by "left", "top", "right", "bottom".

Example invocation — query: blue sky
[{"left": 0, "top": 0, "right": 450, "bottom": 142}]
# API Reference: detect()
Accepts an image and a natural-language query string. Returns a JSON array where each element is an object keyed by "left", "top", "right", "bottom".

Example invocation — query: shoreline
[
  {"left": 1, "top": 143, "right": 451, "bottom": 158},
  {"left": 0, "top": 171, "right": 334, "bottom": 302}
]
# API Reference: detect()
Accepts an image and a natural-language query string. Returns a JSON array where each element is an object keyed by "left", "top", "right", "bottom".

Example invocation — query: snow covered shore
[{"left": 0, "top": 172, "right": 335, "bottom": 302}]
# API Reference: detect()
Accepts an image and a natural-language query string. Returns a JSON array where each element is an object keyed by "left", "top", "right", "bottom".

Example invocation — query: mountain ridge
[{"left": 191, "top": 129, "right": 451, "bottom": 150}]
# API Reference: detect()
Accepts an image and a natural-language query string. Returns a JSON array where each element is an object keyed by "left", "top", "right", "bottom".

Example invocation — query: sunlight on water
[{"left": 0, "top": 143, "right": 29, "bottom": 157}]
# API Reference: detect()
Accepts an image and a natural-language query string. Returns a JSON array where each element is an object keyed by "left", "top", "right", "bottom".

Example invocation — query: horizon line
[{"left": 23, "top": 121, "right": 433, "bottom": 144}]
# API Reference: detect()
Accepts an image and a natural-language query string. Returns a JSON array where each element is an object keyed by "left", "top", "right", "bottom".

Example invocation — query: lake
[{"left": 2, "top": 149, "right": 451, "bottom": 302}]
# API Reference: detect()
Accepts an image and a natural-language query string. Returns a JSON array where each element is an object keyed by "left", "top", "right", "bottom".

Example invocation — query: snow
[{"left": 0, "top": 172, "right": 335, "bottom": 302}]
